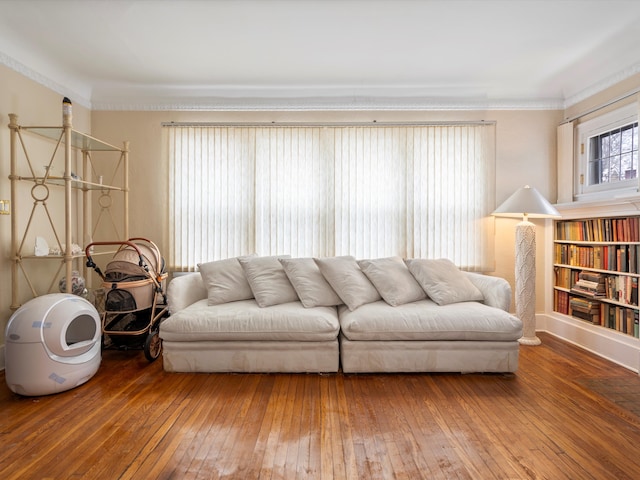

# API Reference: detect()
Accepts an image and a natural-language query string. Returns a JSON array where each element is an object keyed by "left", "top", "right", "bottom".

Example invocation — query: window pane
[
  {"left": 588, "top": 121, "right": 638, "bottom": 187},
  {"left": 611, "top": 130, "right": 621, "bottom": 154},
  {"left": 601, "top": 134, "right": 609, "bottom": 158},
  {"left": 590, "top": 158, "right": 602, "bottom": 185},
  {"left": 621, "top": 125, "right": 633, "bottom": 153},
  {"left": 611, "top": 154, "right": 621, "bottom": 182}
]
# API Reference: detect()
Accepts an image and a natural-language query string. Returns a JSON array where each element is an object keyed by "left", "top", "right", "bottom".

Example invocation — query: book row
[
  {"left": 554, "top": 243, "right": 640, "bottom": 273},
  {"left": 554, "top": 290, "right": 640, "bottom": 338},
  {"left": 555, "top": 268, "right": 639, "bottom": 306},
  {"left": 555, "top": 217, "right": 640, "bottom": 242}
]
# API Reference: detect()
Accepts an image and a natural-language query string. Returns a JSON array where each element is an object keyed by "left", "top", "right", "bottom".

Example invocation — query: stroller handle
[
  {"left": 85, "top": 240, "right": 149, "bottom": 282},
  {"left": 85, "top": 240, "right": 146, "bottom": 265}
]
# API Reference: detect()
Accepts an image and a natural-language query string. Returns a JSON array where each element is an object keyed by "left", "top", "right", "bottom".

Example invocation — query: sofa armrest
[
  {"left": 167, "top": 272, "right": 208, "bottom": 313},
  {"left": 463, "top": 272, "right": 512, "bottom": 312}
]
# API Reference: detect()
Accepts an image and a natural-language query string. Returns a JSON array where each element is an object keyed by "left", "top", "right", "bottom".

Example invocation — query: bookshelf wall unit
[
  {"left": 546, "top": 203, "right": 640, "bottom": 373},
  {"left": 553, "top": 216, "right": 640, "bottom": 338},
  {"left": 8, "top": 109, "right": 129, "bottom": 309}
]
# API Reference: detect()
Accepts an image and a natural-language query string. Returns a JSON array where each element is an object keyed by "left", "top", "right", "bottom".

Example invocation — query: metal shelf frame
[{"left": 9, "top": 111, "right": 129, "bottom": 308}]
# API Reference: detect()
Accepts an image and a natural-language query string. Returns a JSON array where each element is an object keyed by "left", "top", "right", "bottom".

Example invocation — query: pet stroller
[{"left": 85, "top": 238, "right": 169, "bottom": 361}]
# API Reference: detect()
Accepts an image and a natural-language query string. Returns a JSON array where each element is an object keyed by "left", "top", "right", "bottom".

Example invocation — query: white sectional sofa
[{"left": 159, "top": 256, "right": 522, "bottom": 373}]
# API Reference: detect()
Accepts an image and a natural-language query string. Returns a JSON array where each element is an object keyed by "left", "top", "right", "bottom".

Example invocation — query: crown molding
[
  {"left": 0, "top": 51, "right": 92, "bottom": 109},
  {"left": 2, "top": 47, "right": 637, "bottom": 113},
  {"left": 91, "top": 95, "right": 565, "bottom": 112},
  {"left": 563, "top": 62, "right": 640, "bottom": 108}
]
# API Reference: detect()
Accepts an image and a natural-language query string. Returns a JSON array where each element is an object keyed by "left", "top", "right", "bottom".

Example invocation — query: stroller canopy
[{"left": 104, "top": 242, "right": 165, "bottom": 283}]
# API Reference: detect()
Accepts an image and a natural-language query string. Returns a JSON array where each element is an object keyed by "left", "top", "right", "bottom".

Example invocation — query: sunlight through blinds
[{"left": 167, "top": 123, "right": 495, "bottom": 271}]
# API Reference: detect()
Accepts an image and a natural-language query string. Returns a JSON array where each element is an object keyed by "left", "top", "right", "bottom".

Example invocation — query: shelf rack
[{"left": 9, "top": 110, "right": 129, "bottom": 308}]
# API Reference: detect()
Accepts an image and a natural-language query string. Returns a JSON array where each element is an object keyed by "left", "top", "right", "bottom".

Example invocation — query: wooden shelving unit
[{"left": 9, "top": 107, "right": 129, "bottom": 308}]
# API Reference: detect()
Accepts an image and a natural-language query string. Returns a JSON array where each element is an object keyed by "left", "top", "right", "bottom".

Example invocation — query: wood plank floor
[{"left": 1, "top": 332, "right": 640, "bottom": 479}]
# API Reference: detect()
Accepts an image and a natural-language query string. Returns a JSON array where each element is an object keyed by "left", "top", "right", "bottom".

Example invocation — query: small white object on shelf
[{"left": 34, "top": 236, "right": 49, "bottom": 256}]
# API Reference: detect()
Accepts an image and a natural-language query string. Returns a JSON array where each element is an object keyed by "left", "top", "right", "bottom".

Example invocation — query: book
[
  {"left": 570, "top": 271, "right": 605, "bottom": 297},
  {"left": 571, "top": 309, "right": 600, "bottom": 325},
  {"left": 569, "top": 296, "right": 601, "bottom": 324},
  {"left": 554, "top": 290, "right": 570, "bottom": 315}
]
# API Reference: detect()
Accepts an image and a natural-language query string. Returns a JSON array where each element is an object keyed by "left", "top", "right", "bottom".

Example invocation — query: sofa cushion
[
  {"left": 239, "top": 255, "right": 299, "bottom": 307},
  {"left": 406, "top": 258, "right": 484, "bottom": 305},
  {"left": 198, "top": 256, "right": 255, "bottom": 306},
  {"left": 339, "top": 300, "right": 522, "bottom": 342},
  {"left": 159, "top": 299, "right": 340, "bottom": 342},
  {"left": 358, "top": 256, "right": 427, "bottom": 306},
  {"left": 279, "top": 257, "right": 342, "bottom": 308},
  {"left": 314, "top": 256, "right": 382, "bottom": 311}
]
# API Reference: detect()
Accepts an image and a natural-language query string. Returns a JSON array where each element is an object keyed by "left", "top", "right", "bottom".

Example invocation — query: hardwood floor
[{"left": 1, "top": 332, "right": 640, "bottom": 479}]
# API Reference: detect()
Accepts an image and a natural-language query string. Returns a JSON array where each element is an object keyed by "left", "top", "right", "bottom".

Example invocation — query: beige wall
[{"left": 6, "top": 61, "right": 638, "bottom": 349}]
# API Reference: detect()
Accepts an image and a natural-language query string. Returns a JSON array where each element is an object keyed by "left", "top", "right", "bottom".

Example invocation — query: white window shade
[
  {"left": 254, "top": 127, "right": 334, "bottom": 257},
  {"left": 333, "top": 127, "right": 407, "bottom": 258},
  {"left": 408, "top": 125, "right": 496, "bottom": 269},
  {"left": 167, "top": 123, "right": 496, "bottom": 271},
  {"left": 168, "top": 127, "right": 256, "bottom": 267}
]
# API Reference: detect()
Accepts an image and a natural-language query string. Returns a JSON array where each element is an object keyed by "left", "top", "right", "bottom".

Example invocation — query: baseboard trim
[
  {"left": 0, "top": 344, "right": 5, "bottom": 371},
  {"left": 537, "top": 313, "right": 640, "bottom": 374}
]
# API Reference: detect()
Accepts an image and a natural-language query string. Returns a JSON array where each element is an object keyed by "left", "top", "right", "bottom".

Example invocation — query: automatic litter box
[{"left": 5, "top": 293, "right": 101, "bottom": 396}]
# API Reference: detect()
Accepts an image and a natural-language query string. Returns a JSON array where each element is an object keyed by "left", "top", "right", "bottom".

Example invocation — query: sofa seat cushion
[
  {"left": 160, "top": 299, "right": 340, "bottom": 342},
  {"left": 339, "top": 300, "right": 522, "bottom": 342}
]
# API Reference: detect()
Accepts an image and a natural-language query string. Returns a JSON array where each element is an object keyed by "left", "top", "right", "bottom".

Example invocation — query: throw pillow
[
  {"left": 198, "top": 256, "right": 255, "bottom": 306},
  {"left": 280, "top": 257, "right": 343, "bottom": 308},
  {"left": 406, "top": 258, "right": 484, "bottom": 306},
  {"left": 238, "top": 255, "right": 299, "bottom": 307},
  {"left": 358, "top": 256, "right": 427, "bottom": 306},
  {"left": 314, "top": 256, "right": 381, "bottom": 311}
]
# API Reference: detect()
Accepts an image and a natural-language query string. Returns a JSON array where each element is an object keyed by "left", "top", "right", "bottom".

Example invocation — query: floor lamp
[{"left": 492, "top": 185, "right": 561, "bottom": 345}]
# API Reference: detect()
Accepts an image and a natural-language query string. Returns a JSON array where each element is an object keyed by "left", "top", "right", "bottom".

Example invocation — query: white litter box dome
[{"left": 5, "top": 293, "right": 101, "bottom": 396}]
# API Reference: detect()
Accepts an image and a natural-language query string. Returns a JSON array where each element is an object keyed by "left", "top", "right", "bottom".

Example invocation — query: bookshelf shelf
[
  {"left": 555, "top": 240, "right": 640, "bottom": 245},
  {"left": 553, "top": 264, "right": 640, "bottom": 277},
  {"left": 553, "top": 216, "right": 640, "bottom": 339}
]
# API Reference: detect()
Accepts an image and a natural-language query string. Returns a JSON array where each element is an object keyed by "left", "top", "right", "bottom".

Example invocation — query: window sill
[{"left": 555, "top": 191, "right": 640, "bottom": 218}]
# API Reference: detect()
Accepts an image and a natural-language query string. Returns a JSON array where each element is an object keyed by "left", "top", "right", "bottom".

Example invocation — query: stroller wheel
[{"left": 144, "top": 330, "right": 162, "bottom": 362}]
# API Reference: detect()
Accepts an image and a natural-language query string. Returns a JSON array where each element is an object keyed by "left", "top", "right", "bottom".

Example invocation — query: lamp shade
[{"left": 492, "top": 185, "right": 561, "bottom": 219}]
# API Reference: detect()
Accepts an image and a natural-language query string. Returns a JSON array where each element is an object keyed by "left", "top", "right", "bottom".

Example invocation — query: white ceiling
[{"left": 1, "top": 0, "right": 640, "bottom": 111}]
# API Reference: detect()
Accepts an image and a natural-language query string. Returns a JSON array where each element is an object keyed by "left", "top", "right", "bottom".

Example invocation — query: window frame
[{"left": 575, "top": 102, "right": 639, "bottom": 200}]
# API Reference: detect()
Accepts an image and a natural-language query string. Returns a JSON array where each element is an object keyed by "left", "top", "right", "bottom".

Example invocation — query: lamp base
[
  {"left": 515, "top": 220, "right": 540, "bottom": 346},
  {"left": 518, "top": 335, "right": 541, "bottom": 346}
]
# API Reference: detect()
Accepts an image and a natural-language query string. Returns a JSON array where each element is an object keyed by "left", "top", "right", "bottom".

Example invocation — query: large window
[
  {"left": 577, "top": 103, "right": 639, "bottom": 197},
  {"left": 166, "top": 123, "right": 496, "bottom": 271}
]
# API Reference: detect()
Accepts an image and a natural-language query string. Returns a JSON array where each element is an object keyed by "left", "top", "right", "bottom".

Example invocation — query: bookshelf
[{"left": 553, "top": 216, "right": 640, "bottom": 339}]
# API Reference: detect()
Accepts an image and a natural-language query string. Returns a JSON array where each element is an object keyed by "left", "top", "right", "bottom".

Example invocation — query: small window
[
  {"left": 588, "top": 122, "right": 638, "bottom": 185},
  {"left": 577, "top": 103, "right": 639, "bottom": 198}
]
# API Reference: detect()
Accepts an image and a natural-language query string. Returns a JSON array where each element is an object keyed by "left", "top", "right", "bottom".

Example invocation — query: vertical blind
[{"left": 167, "top": 123, "right": 495, "bottom": 271}]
